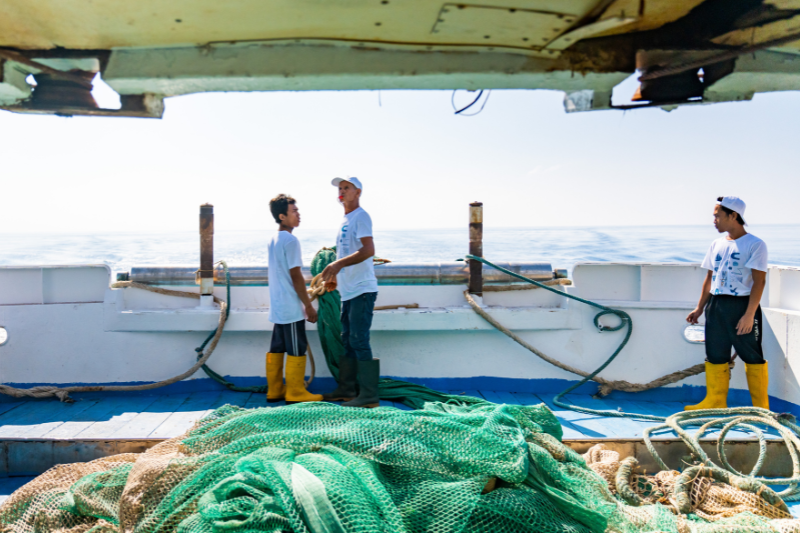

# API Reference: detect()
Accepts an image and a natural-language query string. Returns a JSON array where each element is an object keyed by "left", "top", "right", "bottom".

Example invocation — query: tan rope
[
  {"left": 302, "top": 273, "right": 335, "bottom": 387},
  {"left": 483, "top": 279, "right": 572, "bottom": 292},
  {"left": 463, "top": 290, "right": 705, "bottom": 396},
  {"left": 0, "top": 282, "right": 228, "bottom": 402}
]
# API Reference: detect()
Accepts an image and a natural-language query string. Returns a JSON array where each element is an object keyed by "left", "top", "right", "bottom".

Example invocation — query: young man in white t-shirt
[
  {"left": 266, "top": 194, "right": 322, "bottom": 404},
  {"left": 320, "top": 177, "right": 380, "bottom": 408},
  {"left": 685, "top": 196, "right": 769, "bottom": 411}
]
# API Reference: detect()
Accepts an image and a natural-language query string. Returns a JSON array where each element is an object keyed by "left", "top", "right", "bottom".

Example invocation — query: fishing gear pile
[{"left": 4, "top": 401, "right": 800, "bottom": 533}]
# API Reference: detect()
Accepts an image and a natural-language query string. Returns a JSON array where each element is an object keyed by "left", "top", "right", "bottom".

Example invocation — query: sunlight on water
[{"left": 1, "top": 225, "right": 799, "bottom": 275}]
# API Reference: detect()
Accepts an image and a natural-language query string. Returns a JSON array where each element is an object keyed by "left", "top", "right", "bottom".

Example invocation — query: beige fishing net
[{"left": 584, "top": 443, "right": 799, "bottom": 531}]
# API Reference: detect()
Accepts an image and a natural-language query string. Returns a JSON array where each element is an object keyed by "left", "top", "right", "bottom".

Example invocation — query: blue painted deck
[{"left": 0, "top": 390, "right": 767, "bottom": 442}]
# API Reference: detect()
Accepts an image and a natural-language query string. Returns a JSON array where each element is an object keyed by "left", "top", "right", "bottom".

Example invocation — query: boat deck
[
  {"left": 0, "top": 389, "right": 793, "bottom": 512},
  {"left": 0, "top": 389, "right": 765, "bottom": 441}
]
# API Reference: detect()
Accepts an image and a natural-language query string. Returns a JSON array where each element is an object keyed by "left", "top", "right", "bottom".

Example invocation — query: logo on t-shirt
[{"left": 339, "top": 224, "right": 349, "bottom": 254}]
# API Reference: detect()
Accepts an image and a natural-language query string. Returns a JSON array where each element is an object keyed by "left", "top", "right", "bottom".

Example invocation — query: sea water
[{"left": 1, "top": 225, "right": 799, "bottom": 275}]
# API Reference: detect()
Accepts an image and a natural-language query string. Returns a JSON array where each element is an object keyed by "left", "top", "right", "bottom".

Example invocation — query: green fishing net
[{"left": 3, "top": 401, "right": 798, "bottom": 533}]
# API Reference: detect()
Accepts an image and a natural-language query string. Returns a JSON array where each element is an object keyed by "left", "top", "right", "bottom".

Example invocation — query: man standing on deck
[
  {"left": 321, "top": 177, "right": 381, "bottom": 408},
  {"left": 685, "top": 196, "right": 769, "bottom": 411}
]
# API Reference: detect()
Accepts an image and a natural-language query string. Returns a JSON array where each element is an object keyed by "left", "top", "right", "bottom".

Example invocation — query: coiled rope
[{"left": 466, "top": 255, "right": 800, "bottom": 502}]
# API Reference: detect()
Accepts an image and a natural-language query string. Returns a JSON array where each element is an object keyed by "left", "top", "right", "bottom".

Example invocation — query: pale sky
[{"left": 1, "top": 78, "right": 798, "bottom": 234}]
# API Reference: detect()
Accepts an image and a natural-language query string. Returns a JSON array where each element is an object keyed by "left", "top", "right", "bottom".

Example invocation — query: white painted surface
[
  {"left": 1, "top": 262, "right": 800, "bottom": 409},
  {"left": 0, "top": 266, "right": 109, "bottom": 305}
]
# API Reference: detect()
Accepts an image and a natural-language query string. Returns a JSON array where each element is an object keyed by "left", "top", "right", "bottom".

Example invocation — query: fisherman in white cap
[
  {"left": 321, "top": 177, "right": 380, "bottom": 408},
  {"left": 686, "top": 196, "right": 769, "bottom": 411}
]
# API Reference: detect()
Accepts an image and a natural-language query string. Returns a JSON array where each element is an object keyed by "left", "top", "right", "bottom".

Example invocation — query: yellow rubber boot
[
  {"left": 285, "top": 355, "right": 323, "bottom": 404},
  {"left": 266, "top": 353, "right": 286, "bottom": 403},
  {"left": 745, "top": 361, "right": 770, "bottom": 410},
  {"left": 685, "top": 362, "right": 730, "bottom": 411}
]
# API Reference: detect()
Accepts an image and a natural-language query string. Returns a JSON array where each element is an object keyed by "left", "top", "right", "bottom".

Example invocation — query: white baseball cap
[
  {"left": 718, "top": 196, "right": 746, "bottom": 217},
  {"left": 331, "top": 177, "right": 363, "bottom": 191}
]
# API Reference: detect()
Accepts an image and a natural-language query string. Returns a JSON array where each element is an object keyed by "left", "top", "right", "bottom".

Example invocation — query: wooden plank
[
  {"left": 511, "top": 392, "right": 587, "bottom": 439},
  {"left": 177, "top": 390, "right": 257, "bottom": 429},
  {"left": 787, "top": 500, "right": 800, "bottom": 520},
  {"left": 558, "top": 394, "right": 652, "bottom": 438},
  {"left": 212, "top": 390, "right": 254, "bottom": 409},
  {"left": 74, "top": 396, "right": 162, "bottom": 439},
  {"left": 149, "top": 391, "right": 229, "bottom": 439},
  {"left": 447, "top": 389, "right": 485, "bottom": 400},
  {"left": 243, "top": 394, "right": 268, "bottom": 410},
  {"left": 0, "top": 400, "right": 94, "bottom": 438},
  {"left": 480, "top": 390, "right": 521, "bottom": 405},
  {"left": 0, "top": 402, "right": 27, "bottom": 418},
  {"left": 42, "top": 397, "right": 143, "bottom": 439},
  {"left": 535, "top": 394, "right": 623, "bottom": 439},
  {"left": 0, "top": 476, "right": 35, "bottom": 505},
  {"left": 15, "top": 400, "right": 101, "bottom": 439},
  {"left": 622, "top": 399, "right": 762, "bottom": 440},
  {"left": 111, "top": 394, "right": 193, "bottom": 439}
]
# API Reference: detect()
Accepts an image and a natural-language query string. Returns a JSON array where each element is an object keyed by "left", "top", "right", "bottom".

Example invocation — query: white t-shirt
[
  {"left": 701, "top": 233, "right": 768, "bottom": 297},
  {"left": 336, "top": 207, "right": 379, "bottom": 301},
  {"left": 267, "top": 231, "right": 305, "bottom": 324}
]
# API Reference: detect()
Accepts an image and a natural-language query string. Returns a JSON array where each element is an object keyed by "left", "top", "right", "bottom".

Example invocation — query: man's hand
[
  {"left": 321, "top": 262, "right": 342, "bottom": 284},
  {"left": 305, "top": 303, "right": 318, "bottom": 324},
  {"left": 737, "top": 312, "right": 755, "bottom": 335},
  {"left": 686, "top": 307, "right": 703, "bottom": 324},
  {"left": 325, "top": 279, "right": 338, "bottom": 293}
]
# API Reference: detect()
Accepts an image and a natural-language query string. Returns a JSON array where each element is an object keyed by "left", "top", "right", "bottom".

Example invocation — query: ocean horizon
[{"left": 2, "top": 224, "right": 799, "bottom": 275}]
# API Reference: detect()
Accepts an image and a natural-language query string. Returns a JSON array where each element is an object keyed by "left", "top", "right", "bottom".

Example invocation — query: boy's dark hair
[
  {"left": 717, "top": 196, "right": 746, "bottom": 225},
  {"left": 270, "top": 194, "right": 296, "bottom": 224}
]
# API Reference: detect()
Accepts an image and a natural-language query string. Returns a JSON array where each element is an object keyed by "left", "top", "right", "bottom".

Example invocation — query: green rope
[
  {"left": 195, "top": 261, "right": 268, "bottom": 393},
  {"left": 310, "top": 248, "right": 489, "bottom": 410},
  {"left": 466, "top": 255, "right": 800, "bottom": 501},
  {"left": 461, "top": 255, "right": 657, "bottom": 420},
  {"left": 310, "top": 248, "right": 346, "bottom": 381}
]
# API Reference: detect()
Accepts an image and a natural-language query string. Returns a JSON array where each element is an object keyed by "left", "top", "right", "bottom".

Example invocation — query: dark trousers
[
  {"left": 342, "top": 292, "right": 377, "bottom": 361},
  {"left": 705, "top": 295, "right": 764, "bottom": 365}
]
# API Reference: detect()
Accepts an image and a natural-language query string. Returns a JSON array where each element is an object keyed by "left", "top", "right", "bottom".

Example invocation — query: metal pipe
[
  {"left": 198, "top": 204, "right": 214, "bottom": 305},
  {"left": 468, "top": 201, "right": 483, "bottom": 295},
  {"left": 127, "top": 262, "right": 555, "bottom": 287}
]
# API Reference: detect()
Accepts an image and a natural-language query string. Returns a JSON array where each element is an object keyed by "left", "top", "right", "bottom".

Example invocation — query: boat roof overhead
[{"left": 1, "top": 0, "right": 799, "bottom": 117}]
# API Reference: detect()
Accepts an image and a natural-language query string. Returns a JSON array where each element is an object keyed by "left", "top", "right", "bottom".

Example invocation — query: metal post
[
  {"left": 199, "top": 203, "right": 214, "bottom": 307},
  {"left": 469, "top": 201, "right": 483, "bottom": 295}
]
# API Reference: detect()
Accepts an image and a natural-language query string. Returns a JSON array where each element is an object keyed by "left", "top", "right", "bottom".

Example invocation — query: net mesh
[{"left": 2, "top": 402, "right": 800, "bottom": 533}]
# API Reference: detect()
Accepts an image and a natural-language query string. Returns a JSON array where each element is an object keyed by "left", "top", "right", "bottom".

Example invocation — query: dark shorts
[
  {"left": 705, "top": 295, "right": 764, "bottom": 365},
  {"left": 269, "top": 320, "right": 307, "bottom": 356}
]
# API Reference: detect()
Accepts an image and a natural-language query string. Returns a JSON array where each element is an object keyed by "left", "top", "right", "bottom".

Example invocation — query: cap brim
[{"left": 331, "top": 178, "right": 347, "bottom": 187}]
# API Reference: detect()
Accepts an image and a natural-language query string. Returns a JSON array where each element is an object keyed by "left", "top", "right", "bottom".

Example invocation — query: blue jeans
[{"left": 341, "top": 292, "right": 377, "bottom": 361}]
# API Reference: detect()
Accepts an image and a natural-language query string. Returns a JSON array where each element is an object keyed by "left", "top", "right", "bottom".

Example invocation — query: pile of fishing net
[
  {"left": 584, "top": 443, "right": 798, "bottom": 532},
  {"left": 2, "top": 401, "right": 800, "bottom": 533}
]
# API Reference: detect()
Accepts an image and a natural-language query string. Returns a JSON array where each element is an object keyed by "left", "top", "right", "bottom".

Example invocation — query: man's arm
[
  {"left": 687, "top": 271, "right": 713, "bottom": 324},
  {"left": 321, "top": 237, "right": 375, "bottom": 284},
  {"left": 290, "top": 266, "right": 318, "bottom": 323},
  {"left": 736, "top": 269, "right": 766, "bottom": 335}
]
